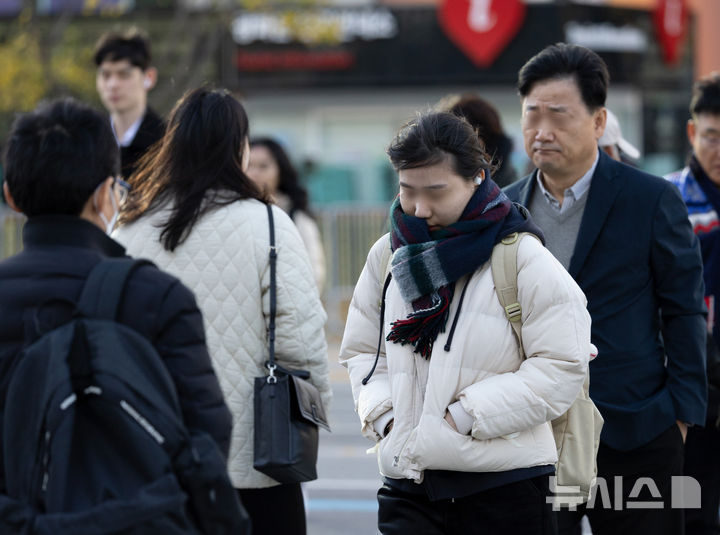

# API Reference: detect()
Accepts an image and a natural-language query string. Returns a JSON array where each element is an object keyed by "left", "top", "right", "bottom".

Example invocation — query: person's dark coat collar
[
  {"left": 567, "top": 150, "right": 625, "bottom": 278},
  {"left": 130, "top": 107, "right": 164, "bottom": 151},
  {"left": 511, "top": 150, "right": 626, "bottom": 278},
  {"left": 22, "top": 215, "right": 126, "bottom": 258}
]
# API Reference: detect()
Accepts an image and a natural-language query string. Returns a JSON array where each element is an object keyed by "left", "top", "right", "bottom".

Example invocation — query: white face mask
[{"left": 93, "top": 183, "right": 119, "bottom": 235}]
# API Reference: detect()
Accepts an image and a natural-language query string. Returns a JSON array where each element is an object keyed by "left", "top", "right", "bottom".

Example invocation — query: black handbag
[{"left": 253, "top": 204, "right": 330, "bottom": 484}]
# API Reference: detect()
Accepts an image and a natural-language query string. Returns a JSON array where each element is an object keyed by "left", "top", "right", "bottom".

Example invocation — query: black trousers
[
  {"left": 557, "top": 423, "right": 685, "bottom": 535},
  {"left": 684, "top": 424, "right": 720, "bottom": 535},
  {"left": 237, "top": 483, "right": 306, "bottom": 535},
  {"left": 377, "top": 475, "right": 557, "bottom": 534}
]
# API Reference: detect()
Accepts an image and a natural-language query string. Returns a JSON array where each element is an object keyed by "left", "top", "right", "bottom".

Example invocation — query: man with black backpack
[{"left": 0, "top": 98, "right": 247, "bottom": 533}]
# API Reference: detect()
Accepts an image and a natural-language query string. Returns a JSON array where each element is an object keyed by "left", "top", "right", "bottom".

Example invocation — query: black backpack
[{"left": 0, "top": 258, "right": 250, "bottom": 534}]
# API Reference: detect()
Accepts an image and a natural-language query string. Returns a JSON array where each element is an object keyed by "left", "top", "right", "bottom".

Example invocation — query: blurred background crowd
[{"left": 0, "top": 0, "right": 718, "bottom": 338}]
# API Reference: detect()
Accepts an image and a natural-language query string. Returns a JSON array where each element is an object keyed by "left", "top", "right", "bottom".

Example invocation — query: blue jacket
[
  {"left": 666, "top": 162, "right": 720, "bottom": 342},
  {"left": 505, "top": 151, "right": 707, "bottom": 450}
]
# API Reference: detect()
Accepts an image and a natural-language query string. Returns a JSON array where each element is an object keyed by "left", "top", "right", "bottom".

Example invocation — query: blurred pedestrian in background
[
  {"left": 341, "top": 110, "right": 592, "bottom": 535},
  {"left": 505, "top": 43, "right": 707, "bottom": 535},
  {"left": 114, "top": 87, "right": 331, "bottom": 535},
  {"left": 666, "top": 72, "right": 720, "bottom": 535},
  {"left": 94, "top": 28, "right": 164, "bottom": 179},
  {"left": 598, "top": 108, "right": 641, "bottom": 164},
  {"left": 248, "top": 137, "right": 326, "bottom": 294},
  {"left": 436, "top": 93, "right": 518, "bottom": 187}
]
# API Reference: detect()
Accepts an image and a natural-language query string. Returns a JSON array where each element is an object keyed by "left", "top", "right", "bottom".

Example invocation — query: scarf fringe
[{"left": 386, "top": 290, "right": 451, "bottom": 359}]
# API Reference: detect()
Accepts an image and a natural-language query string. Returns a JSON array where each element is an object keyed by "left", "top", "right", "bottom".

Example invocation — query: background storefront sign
[
  {"left": 231, "top": 8, "right": 398, "bottom": 46},
  {"left": 437, "top": 0, "right": 526, "bottom": 67},
  {"left": 228, "top": 5, "right": 666, "bottom": 91},
  {"left": 653, "top": 0, "right": 688, "bottom": 65}
]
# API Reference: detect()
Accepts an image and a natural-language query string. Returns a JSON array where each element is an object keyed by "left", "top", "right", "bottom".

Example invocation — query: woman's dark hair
[
  {"left": 518, "top": 43, "right": 609, "bottom": 112},
  {"left": 3, "top": 97, "right": 119, "bottom": 216},
  {"left": 249, "top": 137, "right": 309, "bottom": 216},
  {"left": 121, "top": 86, "right": 264, "bottom": 251},
  {"left": 691, "top": 73, "right": 720, "bottom": 118},
  {"left": 437, "top": 93, "right": 510, "bottom": 172},
  {"left": 387, "top": 111, "right": 491, "bottom": 180}
]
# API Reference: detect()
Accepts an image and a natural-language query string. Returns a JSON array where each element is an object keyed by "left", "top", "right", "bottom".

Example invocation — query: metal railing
[
  {"left": 317, "top": 204, "right": 390, "bottom": 335},
  {"left": 0, "top": 204, "right": 390, "bottom": 336}
]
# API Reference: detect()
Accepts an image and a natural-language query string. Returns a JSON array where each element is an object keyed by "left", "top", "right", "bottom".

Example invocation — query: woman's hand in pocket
[{"left": 444, "top": 410, "right": 458, "bottom": 432}]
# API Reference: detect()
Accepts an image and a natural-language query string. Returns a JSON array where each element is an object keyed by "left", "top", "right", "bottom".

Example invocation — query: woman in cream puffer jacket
[
  {"left": 114, "top": 87, "right": 330, "bottom": 535},
  {"left": 340, "top": 111, "right": 592, "bottom": 534}
]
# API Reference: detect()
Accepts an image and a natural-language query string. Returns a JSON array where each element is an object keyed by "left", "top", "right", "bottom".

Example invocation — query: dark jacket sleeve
[
  {"left": 651, "top": 183, "right": 708, "bottom": 425},
  {"left": 153, "top": 279, "right": 233, "bottom": 458}
]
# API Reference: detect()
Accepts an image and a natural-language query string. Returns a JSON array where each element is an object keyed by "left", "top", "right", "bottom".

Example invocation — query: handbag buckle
[{"left": 267, "top": 363, "right": 278, "bottom": 384}]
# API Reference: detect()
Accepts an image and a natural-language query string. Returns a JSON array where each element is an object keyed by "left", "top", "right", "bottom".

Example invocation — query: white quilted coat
[
  {"left": 114, "top": 198, "right": 331, "bottom": 488},
  {"left": 340, "top": 233, "right": 591, "bottom": 483}
]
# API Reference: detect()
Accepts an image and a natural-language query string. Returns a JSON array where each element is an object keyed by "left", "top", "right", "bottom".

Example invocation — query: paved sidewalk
[{"left": 306, "top": 335, "right": 381, "bottom": 534}]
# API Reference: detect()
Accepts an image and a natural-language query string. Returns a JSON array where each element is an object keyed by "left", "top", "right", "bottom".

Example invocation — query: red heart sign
[
  {"left": 653, "top": 0, "right": 688, "bottom": 66},
  {"left": 438, "top": 0, "right": 526, "bottom": 68}
]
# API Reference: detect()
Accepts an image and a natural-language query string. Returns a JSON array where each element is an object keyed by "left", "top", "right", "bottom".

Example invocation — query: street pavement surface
[{"left": 306, "top": 336, "right": 381, "bottom": 534}]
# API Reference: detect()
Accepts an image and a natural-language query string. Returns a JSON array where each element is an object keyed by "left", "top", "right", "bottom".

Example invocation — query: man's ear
[
  {"left": 143, "top": 67, "right": 158, "bottom": 91},
  {"left": 3, "top": 182, "right": 22, "bottom": 213},
  {"left": 93, "top": 177, "right": 115, "bottom": 215},
  {"left": 687, "top": 119, "right": 696, "bottom": 145},
  {"left": 594, "top": 107, "right": 608, "bottom": 140},
  {"left": 79, "top": 177, "right": 114, "bottom": 229}
]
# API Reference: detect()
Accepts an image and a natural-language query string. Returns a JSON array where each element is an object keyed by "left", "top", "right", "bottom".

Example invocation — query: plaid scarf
[{"left": 387, "top": 177, "right": 542, "bottom": 358}]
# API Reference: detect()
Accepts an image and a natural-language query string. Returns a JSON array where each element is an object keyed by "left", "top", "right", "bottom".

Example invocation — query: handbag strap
[{"left": 266, "top": 204, "right": 278, "bottom": 382}]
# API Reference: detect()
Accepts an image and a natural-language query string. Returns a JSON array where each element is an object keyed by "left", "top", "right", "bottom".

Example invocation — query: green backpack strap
[
  {"left": 380, "top": 236, "right": 393, "bottom": 282},
  {"left": 378, "top": 236, "right": 393, "bottom": 307},
  {"left": 490, "top": 232, "right": 531, "bottom": 357},
  {"left": 491, "top": 231, "right": 603, "bottom": 504}
]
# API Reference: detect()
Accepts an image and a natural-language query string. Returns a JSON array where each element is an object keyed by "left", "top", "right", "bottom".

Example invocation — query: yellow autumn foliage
[
  {"left": 0, "top": 32, "right": 48, "bottom": 113},
  {"left": 0, "top": 25, "right": 97, "bottom": 120}
]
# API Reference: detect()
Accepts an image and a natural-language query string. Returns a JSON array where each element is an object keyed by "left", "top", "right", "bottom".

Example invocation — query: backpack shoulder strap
[
  {"left": 379, "top": 235, "right": 393, "bottom": 285},
  {"left": 78, "top": 258, "right": 155, "bottom": 320},
  {"left": 490, "top": 232, "right": 533, "bottom": 358}
]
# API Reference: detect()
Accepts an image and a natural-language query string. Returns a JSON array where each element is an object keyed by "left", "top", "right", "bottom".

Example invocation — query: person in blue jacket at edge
[{"left": 666, "top": 72, "right": 720, "bottom": 535}]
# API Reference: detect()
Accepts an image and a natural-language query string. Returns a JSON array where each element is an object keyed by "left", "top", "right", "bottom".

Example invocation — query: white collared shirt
[
  {"left": 111, "top": 115, "right": 143, "bottom": 147},
  {"left": 536, "top": 151, "right": 599, "bottom": 214}
]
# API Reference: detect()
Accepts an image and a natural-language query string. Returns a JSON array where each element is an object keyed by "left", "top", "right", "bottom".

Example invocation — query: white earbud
[{"left": 143, "top": 78, "right": 151, "bottom": 89}]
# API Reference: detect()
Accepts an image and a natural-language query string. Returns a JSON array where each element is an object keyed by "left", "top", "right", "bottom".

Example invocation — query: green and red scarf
[{"left": 387, "top": 177, "right": 543, "bottom": 358}]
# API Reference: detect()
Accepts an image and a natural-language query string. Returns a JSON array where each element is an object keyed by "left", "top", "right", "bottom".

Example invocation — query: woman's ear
[
  {"left": 3, "top": 182, "right": 22, "bottom": 213},
  {"left": 241, "top": 138, "right": 250, "bottom": 173}
]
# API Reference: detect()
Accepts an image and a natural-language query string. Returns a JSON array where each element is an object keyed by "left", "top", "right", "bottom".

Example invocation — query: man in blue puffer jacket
[{"left": 666, "top": 72, "right": 720, "bottom": 535}]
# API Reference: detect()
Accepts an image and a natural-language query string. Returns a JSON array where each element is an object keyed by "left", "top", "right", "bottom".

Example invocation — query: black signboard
[{"left": 224, "top": 4, "right": 691, "bottom": 92}]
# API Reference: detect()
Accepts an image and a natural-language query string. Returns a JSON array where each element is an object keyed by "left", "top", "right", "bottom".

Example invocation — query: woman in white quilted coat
[
  {"left": 340, "top": 112, "right": 592, "bottom": 534},
  {"left": 247, "top": 137, "right": 326, "bottom": 294},
  {"left": 114, "top": 87, "right": 331, "bottom": 535}
]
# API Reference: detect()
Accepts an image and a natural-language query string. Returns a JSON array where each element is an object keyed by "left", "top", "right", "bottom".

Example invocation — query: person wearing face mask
[
  {"left": 340, "top": 111, "right": 593, "bottom": 534},
  {"left": 0, "top": 98, "right": 232, "bottom": 497}
]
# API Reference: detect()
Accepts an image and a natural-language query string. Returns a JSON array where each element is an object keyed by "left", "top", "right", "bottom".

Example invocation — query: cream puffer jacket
[
  {"left": 114, "top": 198, "right": 331, "bottom": 489},
  {"left": 340, "top": 233, "right": 591, "bottom": 483}
]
